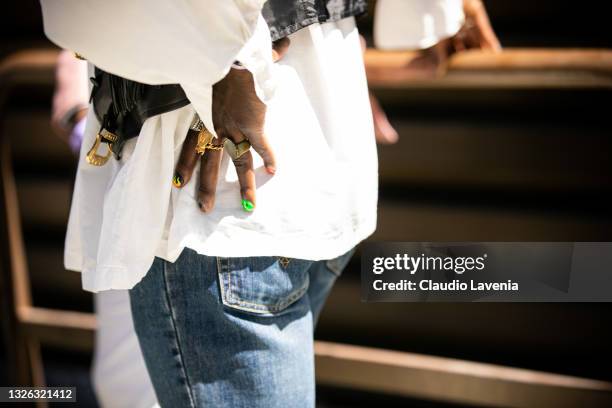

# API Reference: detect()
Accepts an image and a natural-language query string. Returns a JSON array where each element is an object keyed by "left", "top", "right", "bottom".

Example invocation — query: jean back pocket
[{"left": 217, "top": 257, "right": 312, "bottom": 315}]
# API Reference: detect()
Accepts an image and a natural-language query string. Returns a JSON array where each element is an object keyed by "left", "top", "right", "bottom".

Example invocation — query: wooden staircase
[{"left": 1, "top": 46, "right": 612, "bottom": 407}]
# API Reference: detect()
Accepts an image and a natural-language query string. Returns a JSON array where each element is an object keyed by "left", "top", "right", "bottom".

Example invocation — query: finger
[
  {"left": 370, "top": 91, "right": 399, "bottom": 144},
  {"left": 481, "top": 33, "right": 502, "bottom": 53},
  {"left": 197, "top": 141, "right": 224, "bottom": 213},
  {"left": 452, "top": 34, "right": 467, "bottom": 53},
  {"left": 232, "top": 150, "right": 256, "bottom": 212},
  {"left": 245, "top": 132, "right": 276, "bottom": 174},
  {"left": 173, "top": 130, "right": 199, "bottom": 188},
  {"left": 272, "top": 37, "right": 290, "bottom": 62},
  {"left": 462, "top": 28, "right": 481, "bottom": 50},
  {"left": 220, "top": 116, "right": 247, "bottom": 145},
  {"left": 475, "top": 18, "right": 502, "bottom": 52},
  {"left": 465, "top": 0, "right": 502, "bottom": 53},
  {"left": 224, "top": 118, "right": 277, "bottom": 175}
]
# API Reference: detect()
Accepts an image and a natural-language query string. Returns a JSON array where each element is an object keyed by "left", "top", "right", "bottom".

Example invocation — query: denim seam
[
  {"left": 325, "top": 248, "right": 356, "bottom": 277},
  {"left": 225, "top": 284, "right": 309, "bottom": 314},
  {"left": 325, "top": 259, "right": 343, "bottom": 277},
  {"left": 162, "top": 260, "right": 197, "bottom": 408},
  {"left": 217, "top": 256, "right": 227, "bottom": 304},
  {"left": 226, "top": 261, "right": 308, "bottom": 312},
  {"left": 217, "top": 258, "right": 309, "bottom": 314}
]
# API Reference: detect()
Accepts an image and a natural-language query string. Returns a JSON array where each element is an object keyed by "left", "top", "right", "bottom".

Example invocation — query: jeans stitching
[
  {"left": 224, "top": 283, "right": 309, "bottom": 313},
  {"left": 325, "top": 249, "right": 356, "bottom": 277},
  {"left": 217, "top": 258, "right": 310, "bottom": 314},
  {"left": 162, "top": 260, "right": 197, "bottom": 408},
  {"left": 216, "top": 257, "right": 227, "bottom": 303}
]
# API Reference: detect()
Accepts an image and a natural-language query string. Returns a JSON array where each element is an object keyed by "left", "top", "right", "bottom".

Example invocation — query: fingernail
[
  {"left": 172, "top": 173, "right": 183, "bottom": 188},
  {"left": 241, "top": 199, "right": 254, "bottom": 212},
  {"left": 198, "top": 199, "right": 213, "bottom": 213},
  {"left": 266, "top": 166, "right": 276, "bottom": 175}
]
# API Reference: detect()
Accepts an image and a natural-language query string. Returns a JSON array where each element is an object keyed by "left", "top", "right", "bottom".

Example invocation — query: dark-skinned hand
[{"left": 173, "top": 37, "right": 290, "bottom": 212}]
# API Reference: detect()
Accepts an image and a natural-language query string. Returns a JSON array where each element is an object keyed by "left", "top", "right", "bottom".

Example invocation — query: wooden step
[
  {"left": 315, "top": 340, "right": 612, "bottom": 408},
  {"left": 3, "top": 110, "right": 75, "bottom": 168},
  {"left": 16, "top": 179, "right": 72, "bottom": 228},
  {"left": 377, "top": 120, "right": 612, "bottom": 191},
  {"left": 317, "top": 278, "right": 612, "bottom": 383},
  {"left": 375, "top": 201, "right": 612, "bottom": 242}
]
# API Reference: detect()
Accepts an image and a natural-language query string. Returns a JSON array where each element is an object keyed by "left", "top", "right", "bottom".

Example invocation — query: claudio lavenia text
[{"left": 372, "top": 279, "right": 519, "bottom": 292}]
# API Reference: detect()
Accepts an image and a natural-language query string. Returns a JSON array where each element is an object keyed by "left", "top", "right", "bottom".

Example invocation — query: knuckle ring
[
  {"left": 190, "top": 114, "right": 223, "bottom": 155},
  {"left": 224, "top": 139, "right": 251, "bottom": 160}
]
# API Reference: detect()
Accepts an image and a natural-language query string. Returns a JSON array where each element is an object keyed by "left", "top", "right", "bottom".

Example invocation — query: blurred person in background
[
  {"left": 370, "top": 0, "right": 501, "bottom": 144},
  {"left": 51, "top": 50, "right": 158, "bottom": 408},
  {"left": 51, "top": 50, "right": 88, "bottom": 154}
]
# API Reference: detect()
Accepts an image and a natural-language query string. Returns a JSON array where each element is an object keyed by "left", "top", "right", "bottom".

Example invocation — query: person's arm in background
[
  {"left": 51, "top": 50, "right": 89, "bottom": 154},
  {"left": 370, "top": 0, "right": 501, "bottom": 144}
]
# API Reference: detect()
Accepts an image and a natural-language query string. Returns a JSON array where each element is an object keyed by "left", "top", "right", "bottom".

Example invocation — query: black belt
[{"left": 86, "top": 67, "right": 190, "bottom": 165}]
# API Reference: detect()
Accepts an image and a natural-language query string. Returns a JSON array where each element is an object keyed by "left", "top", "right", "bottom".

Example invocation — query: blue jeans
[{"left": 129, "top": 248, "right": 354, "bottom": 408}]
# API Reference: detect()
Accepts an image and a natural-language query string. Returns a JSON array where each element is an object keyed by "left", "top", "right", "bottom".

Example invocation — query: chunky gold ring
[
  {"left": 204, "top": 143, "right": 224, "bottom": 151},
  {"left": 195, "top": 129, "right": 214, "bottom": 155},
  {"left": 224, "top": 139, "right": 251, "bottom": 160}
]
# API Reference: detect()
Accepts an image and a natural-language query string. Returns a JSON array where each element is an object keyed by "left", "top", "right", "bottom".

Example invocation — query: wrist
[
  {"left": 464, "top": 0, "right": 484, "bottom": 16},
  {"left": 58, "top": 104, "right": 88, "bottom": 132}
]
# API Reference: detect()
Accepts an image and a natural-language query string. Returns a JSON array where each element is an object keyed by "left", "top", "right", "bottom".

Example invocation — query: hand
[
  {"left": 367, "top": 1, "right": 501, "bottom": 145},
  {"left": 173, "top": 38, "right": 290, "bottom": 212},
  {"left": 453, "top": 0, "right": 502, "bottom": 53},
  {"left": 51, "top": 50, "right": 89, "bottom": 141}
]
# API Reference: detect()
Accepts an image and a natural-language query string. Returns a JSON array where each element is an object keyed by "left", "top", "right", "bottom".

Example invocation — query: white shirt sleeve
[
  {"left": 40, "top": 0, "right": 274, "bottom": 134},
  {"left": 374, "top": 0, "right": 465, "bottom": 50}
]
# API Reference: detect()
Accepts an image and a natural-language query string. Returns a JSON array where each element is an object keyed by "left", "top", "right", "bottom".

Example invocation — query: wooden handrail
[
  {"left": 0, "top": 48, "right": 59, "bottom": 83},
  {"left": 18, "top": 307, "right": 96, "bottom": 352},
  {"left": 365, "top": 48, "right": 612, "bottom": 89},
  {"left": 0, "top": 48, "right": 60, "bottom": 393}
]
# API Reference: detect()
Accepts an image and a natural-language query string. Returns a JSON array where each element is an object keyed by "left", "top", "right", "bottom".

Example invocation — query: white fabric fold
[
  {"left": 236, "top": 14, "right": 277, "bottom": 104},
  {"left": 374, "top": 0, "right": 465, "bottom": 50}
]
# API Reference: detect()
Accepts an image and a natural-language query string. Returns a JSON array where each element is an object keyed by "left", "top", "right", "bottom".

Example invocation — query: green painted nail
[
  {"left": 241, "top": 199, "right": 254, "bottom": 212},
  {"left": 172, "top": 173, "right": 183, "bottom": 188}
]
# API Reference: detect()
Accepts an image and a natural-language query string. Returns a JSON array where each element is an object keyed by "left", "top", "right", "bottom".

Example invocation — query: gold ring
[
  {"left": 204, "top": 143, "right": 224, "bottom": 151},
  {"left": 195, "top": 129, "right": 214, "bottom": 155},
  {"left": 224, "top": 139, "right": 251, "bottom": 160}
]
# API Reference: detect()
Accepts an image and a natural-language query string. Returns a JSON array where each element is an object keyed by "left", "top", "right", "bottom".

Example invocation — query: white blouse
[
  {"left": 374, "top": 0, "right": 465, "bottom": 50},
  {"left": 41, "top": 1, "right": 378, "bottom": 292}
]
